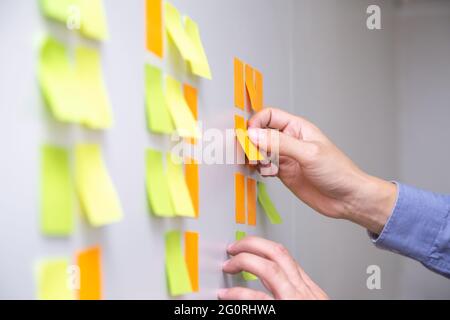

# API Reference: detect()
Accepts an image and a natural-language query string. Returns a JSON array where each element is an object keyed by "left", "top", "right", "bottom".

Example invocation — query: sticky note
[
  {"left": 39, "top": 0, "right": 108, "bottom": 41},
  {"left": 257, "top": 182, "right": 283, "bottom": 224},
  {"left": 183, "top": 84, "right": 198, "bottom": 145},
  {"left": 41, "top": 145, "right": 74, "bottom": 236},
  {"left": 185, "top": 158, "right": 199, "bottom": 218},
  {"left": 165, "top": 230, "right": 193, "bottom": 296},
  {"left": 38, "top": 37, "right": 113, "bottom": 129},
  {"left": 145, "top": 149, "right": 175, "bottom": 217},
  {"left": 37, "top": 258, "right": 74, "bottom": 300},
  {"left": 184, "top": 16, "right": 212, "bottom": 80},
  {"left": 185, "top": 231, "right": 199, "bottom": 292},
  {"left": 247, "top": 178, "right": 256, "bottom": 226},
  {"left": 235, "top": 231, "right": 258, "bottom": 281},
  {"left": 235, "top": 173, "right": 245, "bottom": 224},
  {"left": 75, "top": 144, "right": 123, "bottom": 227},
  {"left": 145, "top": 64, "right": 174, "bottom": 134},
  {"left": 254, "top": 69, "right": 264, "bottom": 111},
  {"left": 164, "top": 2, "right": 195, "bottom": 61},
  {"left": 76, "top": 246, "right": 102, "bottom": 300},
  {"left": 234, "top": 58, "right": 245, "bottom": 110},
  {"left": 165, "top": 76, "right": 200, "bottom": 138},
  {"left": 146, "top": 0, "right": 163, "bottom": 57},
  {"left": 167, "top": 154, "right": 196, "bottom": 218},
  {"left": 235, "top": 115, "right": 264, "bottom": 161}
]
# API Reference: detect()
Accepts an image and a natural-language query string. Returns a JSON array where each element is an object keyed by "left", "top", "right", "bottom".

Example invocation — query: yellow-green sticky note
[
  {"left": 165, "top": 230, "right": 193, "bottom": 296},
  {"left": 74, "top": 45, "right": 113, "bottom": 129},
  {"left": 257, "top": 182, "right": 283, "bottom": 224},
  {"left": 41, "top": 145, "right": 74, "bottom": 236},
  {"left": 146, "top": 149, "right": 175, "bottom": 217},
  {"left": 39, "top": 0, "right": 76, "bottom": 23},
  {"left": 184, "top": 16, "right": 212, "bottom": 80},
  {"left": 164, "top": 2, "right": 196, "bottom": 61},
  {"left": 235, "top": 231, "right": 258, "bottom": 281},
  {"left": 75, "top": 144, "right": 123, "bottom": 227},
  {"left": 167, "top": 154, "right": 196, "bottom": 218},
  {"left": 36, "top": 258, "right": 74, "bottom": 300},
  {"left": 79, "top": 0, "right": 109, "bottom": 40},
  {"left": 145, "top": 64, "right": 174, "bottom": 134},
  {"left": 165, "top": 76, "right": 200, "bottom": 138}
]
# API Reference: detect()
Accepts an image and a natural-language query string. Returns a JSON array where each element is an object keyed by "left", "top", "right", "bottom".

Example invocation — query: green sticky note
[
  {"left": 184, "top": 16, "right": 212, "bottom": 80},
  {"left": 257, "top": 182, "right": 283, "bottom": 224},
  {"left": 165, "top": 230, "right": 193, "bottom": 296},
  {"left": 37, "top": 37, "right": 113, "bottom": 129},
  {"left": 36, "top": 258, "right": 74, "bottom": 300},
  {"left": 145, "top": 64, "right": 174, "bottom": 134},
  {"left": 41, "top": 145, "right": 74, "bottom": 236},
  {"left": 235, "top": 231, "right": 258, "bottom": 281},
  {"left": 164, "top": 2, "right": 196, "bottom": 61},
  {"left": 75, "top": 144, "right": 123, "bottom": 227},
  {"left": 165, "top": 76, "right": 200, "bottom": 138},
  {"left": 145, "top": 149, "right": 175, "bottom": 217},
  {"left": 167, "top": 154, "right": 196, "bottom": 218},
  {"left": 39, "top": 0, "right": 108, "bottom": 41}
]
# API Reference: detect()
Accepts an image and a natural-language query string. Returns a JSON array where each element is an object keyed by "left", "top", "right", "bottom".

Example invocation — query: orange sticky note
[
  {"left": 254, "top": 69, "right": 263, "bottom": 111},
  {"left": 247, "top": 177, "right": 256, "bottom": 226},
  {"left": 76, "top": 246, "right": 102, "bottom": 300},
  {"left": 245, "top": 65, "right": 263, "bottom": 111},
  {"left": 184, "top": 231, "right": 199, "bottom": 292},
  {"left": 184, "top": 84, "right": 198, "bottom": 145},
  {"left": 235, "top": 173, "right": 245, "bottom": 224},
  {"left": 185, "top": 158, "right": 199, "bottom": 218},
  {"left": 234, "top": 58, "right": 244, "bottom": 110},
  {"left": 146, "top": 0, "right": 163, "bottom": 58}
]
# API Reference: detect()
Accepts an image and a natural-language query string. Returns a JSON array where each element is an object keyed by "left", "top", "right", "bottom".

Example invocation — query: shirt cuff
[{"left": 369, "top": 182, "right": 448, "bottom": 264}]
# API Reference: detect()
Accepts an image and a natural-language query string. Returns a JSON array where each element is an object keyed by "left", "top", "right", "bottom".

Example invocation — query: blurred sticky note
[
  {"left": 145, "top": 64, "right": 174, "bottom": 134},
  {"left": 235, "top": 173, "right": 245, "bottom": 224},
  {"left": 254, "top": 69, "right": 264, "bottom": 111},
  {"left": 164, "top": 2, "right": 195, "bottom": 61},
  {"left": 257, "top": 182, "right": 283, "bottom": 224},
  {"left": 184, "top": 16, "right": 212, "bottom": 80},
  {"left": 185, "top": 158, "right": 199, "bottom": 218},
  {"left": 76, "top": 246, "right": 102, "bottom": 300},
  {"left": 235, "top": 115, "right": 264, "bottom": 162},
  {"left": 165, "top": 76, "right": 200, "bottom": 138},
  {"left": 146, "top": 0, "right": 163, "bottom": 57},
  {"left": 165, "top": 230, "right": 193, "bottom": 296},
  {"left": 247, "top": 177, "right": 256, "bottom": 226},
  {"left": 234, "top": 58, "right": 245, "bottom": 110},
  {"left": 39, "top": 0, "right": 108, "bottom": 41},
  {"left": 185, "top": 231, "right": 199, "bottom": 292},
  {"left": 37, "top": 258, "right": 74, "bottom": 300},
  {"left": 167, "top": 154, "right": 196, "bottom": 218},
  {"left": 75, "top": 144, "right": 123, "bottom": 227},
  {"left": 41, "top": 145, "right": 74, "bottom": 236},
  {"left": 183, "top": 84, "right": 198, "bottom": 145},
  {"left": 235, "top": 231, "right": 258, "bottom": 281},
  {"left": 145, "top": 149, "right": 175, "bottom": 217}
]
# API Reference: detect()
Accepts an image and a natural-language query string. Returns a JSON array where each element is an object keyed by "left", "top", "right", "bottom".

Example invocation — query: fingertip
[{"left": 217, "top": 289, "right": 228, "bottom": 300}]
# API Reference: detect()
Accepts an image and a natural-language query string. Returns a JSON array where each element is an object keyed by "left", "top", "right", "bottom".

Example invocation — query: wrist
[{"left": 344, "top": 174, "right": 397, "bottom": 235}]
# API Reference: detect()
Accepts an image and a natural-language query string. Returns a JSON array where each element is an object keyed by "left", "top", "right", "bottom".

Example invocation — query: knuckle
[
  {"left": 265, "top": 261, "right": 281, "bottom": 277},
  {"left": 273, "top": 243, "right": 289, "bottom": 257},
  {"left": 304, "top": 142, "right": 321, "bottom": 162}
]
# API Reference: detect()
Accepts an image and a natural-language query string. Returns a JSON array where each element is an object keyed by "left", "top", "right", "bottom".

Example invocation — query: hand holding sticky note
[{"left": 235, "top": 115, "right": 264, "bottom": 161}]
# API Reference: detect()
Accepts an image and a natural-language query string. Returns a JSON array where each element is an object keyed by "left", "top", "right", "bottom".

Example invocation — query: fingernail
[
  {"left": 247, "top": 128, "right": 258, "bottom": 143},
  {"left": 217, "top": 289, "right": 228, "bottom": 299}
]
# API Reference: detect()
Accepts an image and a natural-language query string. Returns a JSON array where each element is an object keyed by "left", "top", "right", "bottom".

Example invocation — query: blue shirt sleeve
[{"left": 370, "top": 183, "right": 450, "bottom": 278}]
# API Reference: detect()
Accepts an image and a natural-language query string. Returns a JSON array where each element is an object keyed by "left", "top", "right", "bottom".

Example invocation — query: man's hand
[
  {"left": 247, "top": 108, "right": 397, "bottom": 235},
  {"left": 219, "top": 236, "right": 328, "bottom": 300}
]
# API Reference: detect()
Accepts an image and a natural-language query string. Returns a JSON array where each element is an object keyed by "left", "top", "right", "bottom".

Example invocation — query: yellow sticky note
[
  {"left": 39, "top": 0, "right": 108, "bottom": 41},
  {"left": 146, "top": 149, "right": 175, "bottom": 217},
  {"left": 184, "top": 16, "right": 212, "bottom": 80},
  {"left": 235, "top": 231, "right": 258, "bottom": 281},
  {"left": 236, "top": 130, "right": 265, "bottom": 161},
  {"left": 75, "top": 144, "right": 123, "bottom": 227},
  {"left": 167, "top": 154, "right": 196, "bottom": 218},
  {"left": 145, "top": 64, "right": 174, "bottom": 134},
  {"left": 41, "top": 145, "right": 74, "bottom": 236},
  {"left": 164, "top": 2, "right": 195, "bottom": 61},
  {"left": 165, "top": 76, "right": 200, "bottom": 138},
  {"left": 165, "top": 230, "right": 193, "bottom": 296},
  {"left": 36, "top": 258, "right": 75, "bottom": 300}
]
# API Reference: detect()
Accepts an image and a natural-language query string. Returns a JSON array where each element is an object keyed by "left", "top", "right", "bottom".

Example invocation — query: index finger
[{"left": 248, "top": 108, "right": 299, "bottom": 131}]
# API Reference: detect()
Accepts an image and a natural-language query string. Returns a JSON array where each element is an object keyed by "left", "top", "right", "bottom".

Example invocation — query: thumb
[{"left": 248, "top": 128, "right": 317, "bottom": 165}]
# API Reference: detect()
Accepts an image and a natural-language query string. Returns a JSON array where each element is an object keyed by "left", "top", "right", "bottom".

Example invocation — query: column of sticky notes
[
  {"left": 36, "top": 0, "right": 113, "bottom": 300},
  {"left": 145, "top": 0, "right": 211, "bottom": 297}
]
